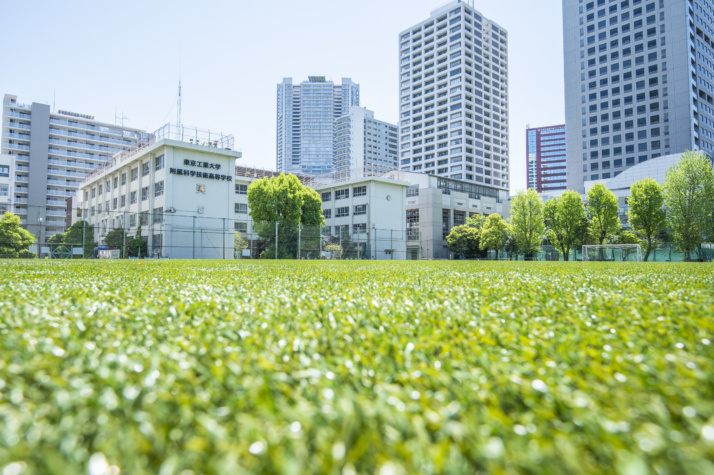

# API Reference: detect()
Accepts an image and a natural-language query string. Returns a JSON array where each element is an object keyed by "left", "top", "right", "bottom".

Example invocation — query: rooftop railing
[{"left": 82, "top": 123, "right": 236, "bottom": 184}]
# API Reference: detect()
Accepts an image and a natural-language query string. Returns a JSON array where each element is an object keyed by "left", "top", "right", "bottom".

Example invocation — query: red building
[{"left": 526, "top": 125, "right": 566, "bottom": 192}]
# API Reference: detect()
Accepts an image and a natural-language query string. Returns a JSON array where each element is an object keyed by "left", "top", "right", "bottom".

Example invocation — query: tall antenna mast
[{"left": 177, "top": 45, "right": 182, "bottom": 140}]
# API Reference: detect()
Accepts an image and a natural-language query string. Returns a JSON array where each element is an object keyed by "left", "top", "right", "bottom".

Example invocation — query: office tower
[
  {"left": 398, "top": 0, "right": 510, "bottom": 192},
  {"left": 1, "top": 94, "right": 147, "bottom": 239},
  {"left": 526, "top": 125, "right": 567, "bottom": 192},
  {"left": 334, "top": 106, "right": 399, "bottom": 177},
  {"left": 276, "top": 76, "right": 360, "bottom": 175},
  {"left": 563, "top": 0, "right": 714, "bottom": 193}
]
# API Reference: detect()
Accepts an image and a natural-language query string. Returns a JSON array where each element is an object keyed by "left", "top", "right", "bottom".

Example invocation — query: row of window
[
  {"left": 88, "top": 181, "right": 165, "bottom": 214},
  {"left": 87, "top": 155, "right": 165, "bottom": 199},
  {"left": 320, "top": 186, "right": 367, "bottom": 202},
  {"left": 323, "top": 205, "right": 367, "bottom": 219}
]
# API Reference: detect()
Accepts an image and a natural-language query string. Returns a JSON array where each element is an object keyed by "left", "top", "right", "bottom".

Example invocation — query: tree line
[{"left": 446, "top": 150, "right": 714, "bottom": 261}]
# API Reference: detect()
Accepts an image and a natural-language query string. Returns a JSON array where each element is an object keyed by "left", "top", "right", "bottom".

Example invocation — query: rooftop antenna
[
  {"left": 177, "top": 43, "right": 182, "bottom": 140},
  {"left": 115, "top": 111, "right": 129, "bottom": 142}
]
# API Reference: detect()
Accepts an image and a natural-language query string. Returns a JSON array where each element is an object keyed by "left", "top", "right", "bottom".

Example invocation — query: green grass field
[{"left": 1, "top": 260, "right": 713, "bottom": 474}]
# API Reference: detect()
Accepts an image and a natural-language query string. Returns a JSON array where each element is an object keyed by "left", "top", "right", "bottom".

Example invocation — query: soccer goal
[{"left": 582, "top": 244, "right": 643, "bottom": 262}]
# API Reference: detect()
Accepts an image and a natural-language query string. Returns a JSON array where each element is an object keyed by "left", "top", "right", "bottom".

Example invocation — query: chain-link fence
[{"left": 5, "top": 205, "right": 714, "bottom": 261}]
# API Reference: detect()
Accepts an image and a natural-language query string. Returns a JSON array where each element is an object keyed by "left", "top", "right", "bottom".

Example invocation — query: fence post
[
  {"left": 298, "top": 223, "right": 301, "bottom": 260},
  {"left": 223, "top": 218, "right": 226, "bottom": 260},
  {"left": 275, "top": 221, "right": 278, "bottom": 260},
  {"left": 192, "top": 216, "right": 196, "bottom": 259}
]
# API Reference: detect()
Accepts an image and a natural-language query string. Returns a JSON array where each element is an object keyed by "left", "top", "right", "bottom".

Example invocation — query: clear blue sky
[{"left": 0, "top": 0, "right": 565, "bottom": 194}]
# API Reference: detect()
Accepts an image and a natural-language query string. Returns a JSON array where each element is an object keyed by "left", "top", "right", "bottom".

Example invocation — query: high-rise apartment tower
[
  {"left": 334, "top": 106, "right": 399, "bottom": 177},
  {"left": 563, "top": 0, "right": 714, "bottom": 192},
  {"left": 398, "top": 0, "right": 510, "bottom": 192},
  {"left": 1, "top": 94, "right": 147, "bottom": 239},
  {"left": 276, "top": 77, "right": 360, "bottom": 175}
]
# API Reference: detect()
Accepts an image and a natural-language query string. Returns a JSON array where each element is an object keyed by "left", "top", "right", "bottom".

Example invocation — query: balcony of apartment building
[
  {"left": 2, "top": 131, "right": 31, "bottom": 142},
  {"left": 46, "top": 198, "right": 68, "bottom": 207},
  {"left": 47, "top": 158, "right": 98, "bottom": 171},
  {"left": 2, "top": 121, "right": 31, "bottom": 131},
  {"left": 49, "top": 147, "right": 107, "bottom": 162},
  {"left": 47, "top": 178, "right": 81, "bottom": 188},
  {"left": 14, "top": 185, "right": 28, "bottom": 195},
  {"left": 49, "top": 138, "right": 121, "bottom": 155},
  {"left": 3, "top": 110, "right": 32, "bottom": 121},
  {"left": 46, "top": 188, "right": 75, "bottom": 199},
  {"left": 2, "top": 142, "right": 30, "bottom": 153},
  {"left": 14, "top": 174, "right": 28, "bottom": 184},
  {"left": 47, "top": 167, "right": 87, "bottom": 179},
  {"left": 49, "top": 128, "right": 135, "bottom": 148},
  {"left": 49, "top": 117, "right": 143, "bottom": 140}
]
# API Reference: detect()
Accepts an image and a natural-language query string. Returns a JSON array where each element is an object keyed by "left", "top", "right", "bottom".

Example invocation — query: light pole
[{"left": 37, "top": 217, "right": 43, "bottom": 259}]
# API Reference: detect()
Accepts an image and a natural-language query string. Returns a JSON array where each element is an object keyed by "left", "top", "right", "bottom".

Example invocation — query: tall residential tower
[
  {"left": 334, "top": 106, "right": 399, "bottom": 177},
  {"left": 398, "top": 0, "right": 510, "bottom": 192},
  {"left": 276, "top": 76, "right": 360, "bottom": 175},
  {"left": 563, "top": 0, "right": 714, "bottom": 192},
  {"left": 1, "top": 94, "right": 147, "bottom": 239}
]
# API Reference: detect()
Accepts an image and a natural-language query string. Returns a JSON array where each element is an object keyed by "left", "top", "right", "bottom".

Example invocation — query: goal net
[{"left": 582, "top": 244, "right": 643, "bottom": 262}]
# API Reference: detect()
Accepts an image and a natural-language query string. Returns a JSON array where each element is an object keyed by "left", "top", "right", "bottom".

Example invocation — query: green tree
[
  {"left": 103, "top": 228, "right": 126, "bottom": 257},
  {"left": 586, "top": 183, "right": 621, "bottom": 245},
  {"left": 663, "top": 150, "right": 714, "bottom": 260},
  {"left": 128, "top": 225, "right": 148, "bottom": 258},
  {"left": 480, "top": 213, "right": 509, "bottom": 256},
  {"left": 466, "top": 213, "right": 485, "bottom": 230},
  {"left": 627, "top": 178, "right": 665, "bottom": 261},
  {"left": 504, "top": 235, "right": 519, "bottom": 260},
  {"left": 234, "top": 231, "right": 249, "bottom": 258},
  {"left": 611, "top": 230, "right": 642, "bottom": 245},
  {"left": 0, "top": 212, "right": 35, "bottom": 258},
  {"left": 247, "top": 174, "right": 325, "bottom": 259},
  {"left": 510, "top": 189, "right": 545, "bottom": 258},
  {"left": 445, "top": 225, "right": 483, "bottom": 259},
  {"left": 63, "top": 220, "right": 97, "bottom": 258},
  {"left": 48, "top": 233, "right": 64, "bottom": 244},
  {"left": 544, "top": 191, "right": 587, "bottom": 261}
]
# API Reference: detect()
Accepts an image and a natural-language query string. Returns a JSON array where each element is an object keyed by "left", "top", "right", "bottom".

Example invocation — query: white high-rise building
[
  {"left": 1, "top": 94, "right": 147, "bottom": 240},
  {"left": 398, "top": 0, "right": 510, "bottom": 192},
  {"left": 276, "top": 77, "right": 360, "bottom": 175},
  {"left": 334, "top": 106, "right": 399, "bottom": 177},
  {"left": 563, "top": 0, "right": 714, "bottom": 193}
]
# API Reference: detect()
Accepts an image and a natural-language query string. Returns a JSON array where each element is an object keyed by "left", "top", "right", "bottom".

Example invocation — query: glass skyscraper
[
  {"left": 276, "top": 77, "right": 360, "bottom": 175},
  {"left": 564, "top": 0, "right": 714, "bottom": 192},
  {"left": 526, "top": 125, "right": 567, "bottom": 192}
]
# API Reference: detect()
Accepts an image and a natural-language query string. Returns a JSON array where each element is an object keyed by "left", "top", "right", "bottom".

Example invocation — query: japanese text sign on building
[{"left": 170, "top": 159, "right": 232, "bottom": 181}]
